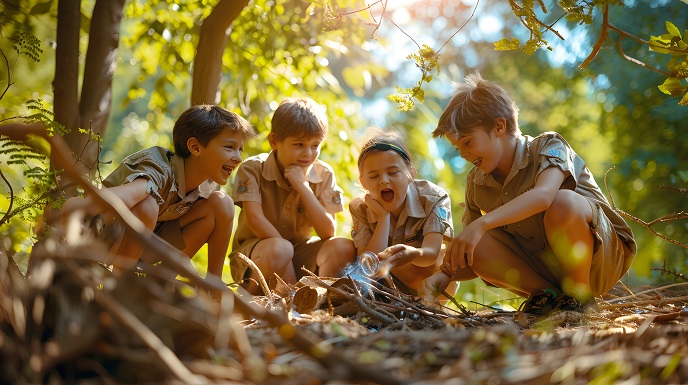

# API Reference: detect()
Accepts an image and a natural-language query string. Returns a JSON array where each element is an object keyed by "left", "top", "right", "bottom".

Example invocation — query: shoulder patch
[
  {"left": 350, "top": 222, "right": 359, "bottom": 237},
  {"left": 238, "top": 179, "right": 249, "bottom": 193},
  {"left": 434, "top": 206, "right": 449, "bottom": 221},
  {"left": 548, "top": 149, "right": 561, "bottom": 157}
]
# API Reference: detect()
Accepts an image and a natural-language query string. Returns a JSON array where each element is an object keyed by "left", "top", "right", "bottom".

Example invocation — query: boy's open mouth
[
  {"left": 223, "top": 165, "right": 235, "bottom": 175},
  {"left": 473, "top": 157, "right": 482, "bottom": 168},
  {"left": 381, "top": 188, "right": 394, "bottom": 202}
]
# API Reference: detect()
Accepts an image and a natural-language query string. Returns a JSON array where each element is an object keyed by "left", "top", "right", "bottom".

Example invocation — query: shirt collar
[{"left": 170, "top": 153, "right": 215, "bottom": 199}]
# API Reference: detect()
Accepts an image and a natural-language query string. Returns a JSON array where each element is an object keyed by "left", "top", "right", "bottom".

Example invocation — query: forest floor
[{"left": 2, "top": 247, "right": 688, "bottom": 385}]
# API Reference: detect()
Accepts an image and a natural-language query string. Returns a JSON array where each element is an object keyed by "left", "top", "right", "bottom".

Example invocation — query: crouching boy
[{"left": 62, "top": 104, "right": 255, "bottom": 280}]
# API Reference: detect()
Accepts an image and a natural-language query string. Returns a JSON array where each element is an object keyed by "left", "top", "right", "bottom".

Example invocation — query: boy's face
[
  {"left": 359, "top": 150, "right": 414, "bottom": 216},
  {"left": 448, "top": 126, "right": 503, "bottom": 175},
  {"left": 196, "top": 129, "right": 245, "bottom": 185},
  {"left": 269, "top": 134, "right": 323, "bottom": 171}
]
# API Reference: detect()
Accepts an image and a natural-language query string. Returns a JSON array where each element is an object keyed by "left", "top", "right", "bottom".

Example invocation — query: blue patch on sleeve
[
  {"left": 435, "top": 206, "right": 448, "bottom": 220},
  {"left": 549, "top": 149, "right": 561, "bottom": 157}
]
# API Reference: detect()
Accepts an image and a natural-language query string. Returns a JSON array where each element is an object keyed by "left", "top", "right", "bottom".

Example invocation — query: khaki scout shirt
[
  {"left": 349, "top": 179, "right": 454, "bottom": 249},
  {"left": 231, "top": 151, "right": 344, "bottom": 246},
  {"left": 463, "top": 132, "right": 636, "bottom": 254},
  {"left": 103, "top": 146, "right": 218, "bottom": 222}
]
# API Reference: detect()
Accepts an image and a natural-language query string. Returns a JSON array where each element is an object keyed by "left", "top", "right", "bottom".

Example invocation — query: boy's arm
[
  {"left": 380, "top": 231, "right": 443, "bottom": 268},
  {"left": 106, "top": 178, "right": 156, "bottom": 209},
  {"left": 447, "top": 166, "right": 566, "bottom": 270},
  {"left": 285, "top": 165, "right": 336, "bottom": 238},
  {"left": 242, "top": 201, "right": 282, "bottom": 239}
]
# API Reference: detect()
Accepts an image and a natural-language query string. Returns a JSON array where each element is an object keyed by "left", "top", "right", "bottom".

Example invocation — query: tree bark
[
  {"left": 191, "top": 0, "right": 250, "bottom": 106},
  {"left": 64, "top": 0, "right": 125, "bottom": 181},
  {"left": 52, "top": 0, "right": 81, "bottom": 190}
]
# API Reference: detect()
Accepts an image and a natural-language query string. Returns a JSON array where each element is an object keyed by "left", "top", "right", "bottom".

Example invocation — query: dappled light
[{"left": 0, "top": 0, "right": 687, "bottom": 383}]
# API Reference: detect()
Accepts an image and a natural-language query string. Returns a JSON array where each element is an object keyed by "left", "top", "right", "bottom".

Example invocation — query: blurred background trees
[{"left": 1, "top": 0, "right": 686, "bottom": 306}]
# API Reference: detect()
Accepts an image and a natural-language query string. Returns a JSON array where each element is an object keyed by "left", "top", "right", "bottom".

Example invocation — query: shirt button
[
  {"left": 504, "top": 192, "right": 509, "bottom": 196},
  {"left": 286, "top": 204, "right": 291, "bottom": 209},
  {"left": 517, "top": 224, "right": 522, "bottom": 228}
]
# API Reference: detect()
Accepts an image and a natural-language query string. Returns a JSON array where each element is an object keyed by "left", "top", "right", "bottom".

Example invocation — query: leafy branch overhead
[{"left": 329, "top": 0, "right": 688, "bottom": 109}]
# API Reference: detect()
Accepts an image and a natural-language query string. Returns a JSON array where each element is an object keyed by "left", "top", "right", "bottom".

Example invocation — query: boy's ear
[
  {"left": 494, "top": 118, "right": 507, "bottom": 136},
  {"left": 268, "top": 132, "right": 278, "bottom": 150},
  {"left": 187, "top": 137, "right": 202, "bottom": 156}
]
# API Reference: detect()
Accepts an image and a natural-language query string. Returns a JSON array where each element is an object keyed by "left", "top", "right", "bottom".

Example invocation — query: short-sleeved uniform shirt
[
  {"left": 231, "top": 151, "right": 344, "bottom": 247},
  {"left": 463, "top": 132, "right": 637, "bottom": 292},
  {"left": 102, "top": 146, "right": 218, "bottom": 248},
  {"left": 349, "top": 180, "right": 453, "bottom": 288}
]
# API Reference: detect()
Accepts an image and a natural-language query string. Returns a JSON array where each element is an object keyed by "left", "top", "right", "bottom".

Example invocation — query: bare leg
[
  {"left": 178, "top": 191, "right": 234, "bottom": 279},
  {"left": 470, "top": 230, "right": 554, "bottom": 298},
  {"left": 316, "top": 237, "right": 356, "bottom": 278},
  {"left": 544, "top": 190, "right": 594, "bottom": 301},
  {"left": 243, "top": 238, "right": 295, "bottom": 295},
  {"left": 112, "top": 195, "right": 158, "bottom": 266}
]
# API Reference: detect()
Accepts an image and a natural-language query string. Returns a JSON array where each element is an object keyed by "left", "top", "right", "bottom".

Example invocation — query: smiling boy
[
  {"left": 420, "top": 72, "right": 636, "bottom": 315},
  {"left": 61, "top": 104, "right": 255, "bottom": 280},
  {"left": 230, "top": 97, "right": 353, "bottom": 294}
]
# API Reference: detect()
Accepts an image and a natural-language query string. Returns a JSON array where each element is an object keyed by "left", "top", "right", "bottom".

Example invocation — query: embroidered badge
[
  {"left": 238, "top": 179, "right": 249, "bottom": 193},
  {"left": 435, "top": 206, "right": 448, "bottom": 220},
  {"left": 548, "top": 149, "right": 561, "bottom": 157},
  {"left": 351, "top": 222, "right": 359, "bottom": 237}
]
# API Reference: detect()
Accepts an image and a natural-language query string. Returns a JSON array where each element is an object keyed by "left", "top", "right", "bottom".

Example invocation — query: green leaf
[
  {"left": 666, "top": 21, "right": 681, "bottom": 38},
  {"left": 657, "top": 77, "right": 685, "bottom": 96},
  {"left": 30, "top": 1, "right": 52, "bottom": 15},
  {"left": 494, "top": 38, "right": 521, "bottom": 51}
]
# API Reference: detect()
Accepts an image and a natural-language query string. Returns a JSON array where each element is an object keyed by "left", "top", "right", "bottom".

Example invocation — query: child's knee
[
  {"left": 317, "top": 237, "right": 355, "bottom": 265},
  {"left": 130, "top": 195, "right": 158, "bottom": 228},
  {"left": 207, "top": 191, "right": 235, "bottom": 220},
  {"left": 544, "top": 190, "right": 588, "bottom": 225}
]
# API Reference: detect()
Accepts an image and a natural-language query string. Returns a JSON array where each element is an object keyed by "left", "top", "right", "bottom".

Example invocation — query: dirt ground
[{"left": 2, "top": 248, "right": 687, "bottom": 385}]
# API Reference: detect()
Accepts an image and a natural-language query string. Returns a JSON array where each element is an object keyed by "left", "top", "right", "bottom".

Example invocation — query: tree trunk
[
  {"left": 63, "top": 0, "right": 125, "bottom": 182},
  {"left": 191, "top": 0, "right": 250, "bottom": 106},
  {"left": 52, "top": 0, "right": 81, "bottom": 192}
]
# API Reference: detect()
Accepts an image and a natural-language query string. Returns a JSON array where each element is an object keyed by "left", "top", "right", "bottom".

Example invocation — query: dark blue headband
[{"left": 358, "top": 142, "right": 411, "bottom": 166}]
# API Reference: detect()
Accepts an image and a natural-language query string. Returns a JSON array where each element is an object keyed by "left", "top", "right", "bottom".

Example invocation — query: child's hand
[
  {"left": 284, "top": 165, "right": 309, "bottom": 191},
  {"left": 418, "top": 271, "right": 452, "bottom": 301},
  {"left": 364, "top": 194, "right": 388, "bottom": 217},
  {"left": 446, "top": 219, "right": 487, "bottom": 270},
  {"left": 378, "top": 244, "right": 419, "bottom": 270}
]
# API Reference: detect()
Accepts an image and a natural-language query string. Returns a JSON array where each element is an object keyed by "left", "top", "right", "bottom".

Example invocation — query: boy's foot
[
  {"left": 519, "top": 288, "right": 560, "bottom": 316},
  {"left": 556, "top": 294, "right": 598, "bottom": 314}
]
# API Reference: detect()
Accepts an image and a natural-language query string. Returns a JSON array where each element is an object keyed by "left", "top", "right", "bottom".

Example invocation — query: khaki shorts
[
  {"left": 229, "top": 237, "right": 325, "bottom": 285},
  {"left": 488, "top": 197, "right": 633, "bottom": 296}
]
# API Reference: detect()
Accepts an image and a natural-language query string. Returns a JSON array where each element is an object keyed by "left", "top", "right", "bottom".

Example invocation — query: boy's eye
[{"left": 465, "top": 140, "right": 471, "bottom": 146}]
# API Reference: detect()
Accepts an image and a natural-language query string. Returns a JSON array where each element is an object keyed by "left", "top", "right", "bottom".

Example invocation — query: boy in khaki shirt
[
  {"left": 420, "top": 72, "right": 636, "bottom": 315},
  {"left": 61, "top": 105, "right": 255, "bottom": 280},
  {"left": 230, "top": 97, "right": 353, "bottom": 294}
]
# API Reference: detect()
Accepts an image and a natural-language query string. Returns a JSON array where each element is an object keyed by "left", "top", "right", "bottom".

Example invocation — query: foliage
[{"left": 651, "top": 21, "right": 688, "bottom": 105}]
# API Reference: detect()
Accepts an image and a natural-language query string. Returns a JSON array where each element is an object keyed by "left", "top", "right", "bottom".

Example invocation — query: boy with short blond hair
[
  {"left": 62, "top": 104, "right": 255, "bottom": 279},
  {"left": 420, "top": 72, "right": 636, "bottom": 315},
  {"left": 230, "top": 97, "right": 353, "bottom": 293}
]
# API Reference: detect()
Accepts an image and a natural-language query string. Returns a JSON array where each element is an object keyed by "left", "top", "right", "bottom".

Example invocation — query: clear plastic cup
[{"left": 357, "top": 251, "right": 381, "bottom": 277}]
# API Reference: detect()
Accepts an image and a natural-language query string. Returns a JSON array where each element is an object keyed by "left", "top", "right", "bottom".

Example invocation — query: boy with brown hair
[
  {"left": 230, "top": 97, "right": 353, "bottom": 294},
  {"left": 62, "top": 104, "right": 255, "bottom": 279},
  {"left": 420, "top": 72, "right": 636, "bottom": 315}
]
